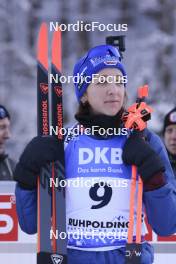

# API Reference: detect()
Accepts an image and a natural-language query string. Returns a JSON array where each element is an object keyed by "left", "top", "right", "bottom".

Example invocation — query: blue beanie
[{"left": 73, "top": 45, "right": 127, "bottom": 102}]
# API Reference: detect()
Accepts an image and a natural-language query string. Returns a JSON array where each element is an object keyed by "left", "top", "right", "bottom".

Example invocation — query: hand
[
  {"left": 14, "top": 136, "right": 60, "bottom": 189},
  {"left": 122, "top": 132, "right": 165, "bottom": 182}
]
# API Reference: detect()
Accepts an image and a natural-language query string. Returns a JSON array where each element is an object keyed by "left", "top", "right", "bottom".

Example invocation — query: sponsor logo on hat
[
  {"left": 77, "top": 74, "right": 87, "bottom": 90},
  {"left": 90, "top": 55, "right": 118, "bottom": 67},
  {"left": 77, "top": 66, "right": 88, "bottom": 90},
  {"left": 104, "top": 55, "right": 119, "bottom": 66},
  {"left": 104, "top": 59, "right": 118, "bottom": 66},
  {"left": 170, "top": 112, "right": 176, "bottom": 123}
]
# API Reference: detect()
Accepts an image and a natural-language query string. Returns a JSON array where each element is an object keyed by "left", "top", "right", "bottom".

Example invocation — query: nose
[{"left": 106, "top": 83, "right": 121, "bottom": 96}]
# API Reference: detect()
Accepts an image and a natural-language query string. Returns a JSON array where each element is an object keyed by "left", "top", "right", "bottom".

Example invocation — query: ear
[{"left": 80, "top": 94, "right": 88, "bottom": 104}]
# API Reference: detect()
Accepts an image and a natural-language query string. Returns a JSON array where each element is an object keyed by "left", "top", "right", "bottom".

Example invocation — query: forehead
[
  {"left": 97, "top": 68, "right": 123, "bottom": 76},
  {"left": 0, "top": 118, "right": 10, "bottom": 126}
]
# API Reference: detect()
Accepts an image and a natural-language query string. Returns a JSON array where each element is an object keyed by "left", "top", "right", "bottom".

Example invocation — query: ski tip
[
  {"left": 52, "top": 28, "right": 62, "bottom": 71},
  {"left": 37, "top": 22, "right": 48, "bottom": 70}
]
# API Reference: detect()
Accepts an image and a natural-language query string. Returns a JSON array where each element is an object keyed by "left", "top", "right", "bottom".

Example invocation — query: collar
[
  {"left": 0, "top": 153, "right": 8, "bottom": 162},
  {"left": 167, "top": 151, "right": 176, "bottom": 167},
  {"left": 75, "top": 108, "right": 124, "bottom": 138}
]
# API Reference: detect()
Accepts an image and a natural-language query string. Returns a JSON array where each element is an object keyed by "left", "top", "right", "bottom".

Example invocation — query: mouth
[
  {"left": 169, "top": 143, "right": 176, "bottom": 150},
  {"left": 170, "top": 143, "right": 176, "bottom": 147},
  {"left": 104, "top": 100, "right": 120, "bottom": 104}
]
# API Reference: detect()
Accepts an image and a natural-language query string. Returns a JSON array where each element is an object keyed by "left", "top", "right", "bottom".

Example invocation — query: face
[
  {"left": 164, "top": 125, "right": 176, "bottom": 155},
  {"left": 81, "top": 68, "right": 125, "bottom": 116},
  {"left": 0, "top": 118, "right": 11, "bottom": 155}
]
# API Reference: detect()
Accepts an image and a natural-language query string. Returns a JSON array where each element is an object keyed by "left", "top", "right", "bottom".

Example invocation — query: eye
[
  {"left": 115, "top": 75, "right": 125, "bottom": 85},
  {"left": 96, "top": 76, "right": 108, "bottom": 85},
  {"left": 166, "top": 128, "right": 173, "bottom": 134}
]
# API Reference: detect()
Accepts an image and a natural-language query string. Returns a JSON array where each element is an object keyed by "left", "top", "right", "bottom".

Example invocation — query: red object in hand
[{"left": 122, "top": 85, "right": 153, "bottom": 131}]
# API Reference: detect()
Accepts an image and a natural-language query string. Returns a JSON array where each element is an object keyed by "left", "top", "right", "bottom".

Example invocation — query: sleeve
[
  {"left": 15, "top": 183, "right": 37, "bottom": 234},
  {"left": 143, "top": 130, "right": 176, "bottom": 236}
]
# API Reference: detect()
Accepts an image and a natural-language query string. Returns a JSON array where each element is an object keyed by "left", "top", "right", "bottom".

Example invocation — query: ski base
[{"left": 37, "top": 252, "right": 67, "bottom": 264}]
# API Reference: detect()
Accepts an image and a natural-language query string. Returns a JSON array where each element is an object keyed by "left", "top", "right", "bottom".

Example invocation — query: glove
[
  {"left": 14, "top": 136, "right": 60, "bottom": 189},
  {"left": 122, "top": 132, "right": 165, "bottom": 182}
]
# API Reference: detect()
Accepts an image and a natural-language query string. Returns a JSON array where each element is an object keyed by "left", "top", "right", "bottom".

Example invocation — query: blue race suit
[{"left": 15, "top": 128, "right": 176, "bottom": 264}]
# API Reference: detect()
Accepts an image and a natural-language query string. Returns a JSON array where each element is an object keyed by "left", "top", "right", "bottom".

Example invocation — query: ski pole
[{"left": 123, "top": 85, "right": 153, "bottom": 263}]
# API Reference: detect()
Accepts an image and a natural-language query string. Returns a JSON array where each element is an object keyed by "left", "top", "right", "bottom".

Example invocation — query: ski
[
  {"left": 37, "top": 23, "right": 67, "bottom": 264},
  {"left": 37, "top": 23, "right": 52, "bottom": 259},
  {"left": 51, "top": 26, "right": 67, "bottom": 262}
]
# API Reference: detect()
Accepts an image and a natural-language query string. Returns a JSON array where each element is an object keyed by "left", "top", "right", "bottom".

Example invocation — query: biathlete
[{"left": 14, "top": 45, "right": 176, "bottom": 264}]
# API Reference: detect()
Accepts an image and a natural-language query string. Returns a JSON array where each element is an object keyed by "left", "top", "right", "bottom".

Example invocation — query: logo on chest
[{"left": 79, "top": 147, "right": 122, "bottom": 165}]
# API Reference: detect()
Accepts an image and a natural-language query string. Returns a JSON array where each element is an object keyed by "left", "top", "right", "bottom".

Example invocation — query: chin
[
  {"left": 103, "top": 110, "right": 119, "bottom": 116},
  {"left": 170, "top": 149, "right": 176, "bottom": 155},
  {"left": 105, "top": 108, "right": 121, "bottom": 116}
]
